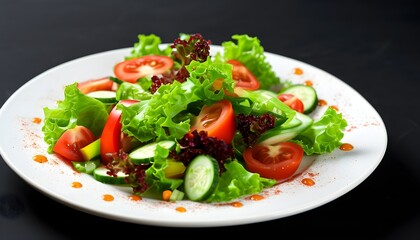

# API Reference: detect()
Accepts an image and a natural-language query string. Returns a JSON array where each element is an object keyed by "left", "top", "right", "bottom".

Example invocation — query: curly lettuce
[
  {"left": 222, "top": 34, "right": 282, "bottom": 91},
  {"left": 42, "top": 83, "right": 109, "bottom": 153},
  {"left": 292, "top": 107, "right": 348, "bottom": 155},
  {"left": 126, "top": 33, "right": 172, "bottom": 59}
]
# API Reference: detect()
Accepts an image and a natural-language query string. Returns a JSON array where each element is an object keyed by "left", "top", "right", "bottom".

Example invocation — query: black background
[{"left": 1, "top": 0, "right": 420, "bottom": 239}]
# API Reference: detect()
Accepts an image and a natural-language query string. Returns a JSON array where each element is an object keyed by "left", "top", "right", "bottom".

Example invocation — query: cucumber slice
[
  {"left": 72, "top": 158, "right": 100, "bottom": 174},
  {"left": 86, "top": 90, "right": 117, "bottom": 104},
  {"left": 280, "top": 85, "right": 318, "bottom": 114},
  {"left": 184, "top": 155, "right": 219, "bottom": 202},
  {"left": 128, "top": 140, "right": 176, "bottom": 164},
  {"left": 257, "top": 112, "right": 313, "bottom": 145},
  {"left": 93, "top": 166, "right": 128, "bottom": 184}
]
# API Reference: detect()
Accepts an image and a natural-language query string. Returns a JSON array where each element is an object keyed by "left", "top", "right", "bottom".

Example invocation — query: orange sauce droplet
[
  {"left": 340, "top": 143, "right": 354, "bottom": 151},
  {"left": 72, "top": 181, "right": 83, "bottom": 188},
  {"left": 102, "top": 194, "right": 114, "bottom": 202},
  {"left": 330, "top": 105, "right": 339, "bottom": 111},
  {"left": 230, "top": 201, "right": 243, "bottom": 208},
  {"left": 33, "top": 154, "right": 48, "bottom": 163},
  {"left": 247, "top": 194, "right": 264, "bottom": 201},
  {"left": 301, "top": 178, "right": 315, "bottom": 186},
  {"left": 318, "top": 99, "right": 328, "bottom": 106},
  {"left": 32, "top": 117, "right": 42, "bottom": 124},
  {"left": 304, "top": 80, "right": 313, "bottom": 86},
  {"left": 294, "top": 67, "right": 303, "bottom": 75},
  {"left": 176, "top": 206, "right": 187, "bottom": 213},
  {"left": 129, "top": 195, "right": 142, "bottom": 201}
]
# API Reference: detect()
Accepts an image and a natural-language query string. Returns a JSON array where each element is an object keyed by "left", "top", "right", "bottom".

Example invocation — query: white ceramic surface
[{"left": 0, "top": 45, "right": 387, "bottom": 227}]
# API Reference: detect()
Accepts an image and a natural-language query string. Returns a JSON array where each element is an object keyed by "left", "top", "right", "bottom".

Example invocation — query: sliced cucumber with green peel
[
  {"left": 280, "top": 84, "right": 318, "bottom": 114},
  {"left": 86, "top": 90, "right": 117, "bottom": 104},
  {"left": 93, "top": 166, "right": 128, "bottom": 184},
  {"left": 184, "top": 155, "right": 219, "bottom": 202},
  {"left": 257, "top": 112, "right": 313, "bottom": 145},
  {"left": 128, "top": 140, "right": 176, "bottom": 164}
]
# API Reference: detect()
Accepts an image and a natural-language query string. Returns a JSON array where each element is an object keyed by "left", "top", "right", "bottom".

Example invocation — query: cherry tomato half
[
  {"left": 53, "top": 126, "right": 96, "bottom": 162},
  {"left": 227, "top": 59, "right": 260, "bottom": 90},
  {"left": 114, "top": 55, "right": 174, "bottom": 83},
  {"left": 278, "top": 93, "right": 305, "bottom": 113},
  {"left": 100, "top": 99, "right": 139, "bottom": 164},
  {"left": 243, "top": 142, "right": 304, "bottom": 181},
  {"left": 190, "top": 99, "right": 236, "bottom": 144}
]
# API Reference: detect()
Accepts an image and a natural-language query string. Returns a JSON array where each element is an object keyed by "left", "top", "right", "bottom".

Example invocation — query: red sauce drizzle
[
  {"left": 129, "top": 195, "right": 142, "bottom": 201},
  {"left": 230, "top": 201, "right": 243, "bottom": 208},
  {"left": 72, "top": 182, "right": 83, "bottom": 188},
  {"left": 301, "top": 178, "right": 315, "bottom": 186},
  {"left": 33, "top": 154, "right": 48, "bottom": 163},
  {"left": 294, "top": 67, "right": 303, "bottom": 75},
  {"left": 318, "top": 99, "right": 328, "bottom": 106},
  {"left": 330, "top": 105, "right": 339, "bottom": 111},
  {"left": 304, "top": 80, "right": 313, "bottom": 86},
  {"left": 340, "top": 143, "right": 354, "bottom": 151},
  {"left": 246, "top": 194, "right": 264, "bottom": 201},
  {"left": 176, "top": 206, "right": 187, "bottom": 213},
  {"left": 32, "top": 117, "right": 42, "bottom": 124},
  {"left": 102, "top": 194, "right": 114, "bottom": 202}
]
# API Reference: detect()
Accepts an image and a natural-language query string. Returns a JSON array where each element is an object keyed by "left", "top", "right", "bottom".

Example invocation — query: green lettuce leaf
[
  {"left": 222, "top": 34, "right": 282, "bottom": 91},
  {"left": 42, "top": 83, "right": 109, "bottom": 153},
  {"left": 126, "top": 33, "right": 172, "bottom": 59},
  {"left": 292, "top": 107, "right": 348, "bottom": 155},
  {"left": 206, "top": 160, "right": 276, "bottom": 202}
]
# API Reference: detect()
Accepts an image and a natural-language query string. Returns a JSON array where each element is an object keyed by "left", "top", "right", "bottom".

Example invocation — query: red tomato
[
  {"left": 190, "top": 99, "right": 236, "bottom": 144},
  {"left": 100, "top": 99, "right": 139, "bottom": 164},
  {"left": 227, "top": 59, "right": 260, "bottom": 90},
  {"left": 53, "top": 126, "right": 96, "bottom": 162},
  {"left": 278, "top": 93, "right": 305, "bottom": 113},
  {"left": 114, "top": 55, "right": 174, "bottom": 83},
  {"left": 243, "top": 142, "right": 304, "bottom": 181},
  {"left": 77, "top": 77, "right": 116, "bottom": 94}
]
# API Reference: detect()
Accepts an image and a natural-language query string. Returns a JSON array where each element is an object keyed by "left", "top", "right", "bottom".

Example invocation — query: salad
[{"left": 41, "top": 33, "right": 347, "bottom": 203}]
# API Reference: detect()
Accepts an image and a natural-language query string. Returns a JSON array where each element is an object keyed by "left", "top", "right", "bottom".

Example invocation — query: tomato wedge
[
  {"left": 243, "top": 142, "right": 304, "bottom": 181},
  {"left": 190, "top": 99, "right": 236, "bottom": 144},
  {"left": 53, "top": 126, "right": 96, "bottom": 162},
  {"left": 77, "top": 77, "right": 116, "bottom": 94},
  {"left": 114, "top": 55, "right": 174, "bottom": 83},
  {"left": 100, "top": 99, "right": 139, "bottom": 164},
  {"left": 278, "top": 93, "right": 305, "bottom": 113},
  {"left": 227, "top": 59, "right": 260, "bottom": 90}
]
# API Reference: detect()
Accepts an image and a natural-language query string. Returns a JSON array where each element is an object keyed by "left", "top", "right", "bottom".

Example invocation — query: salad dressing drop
[
  {"left": 72, "top": 182, "right": 83, "bottom": 188},
  {"left": 32, "top": 117, "right": 42, "bottom": 124},
  {"left": 318, "top": 99, "right": 328, "bottom": 106},
  {"left": 301, "top": 178, "right": 315, "bottom": 186},
  {"left": 33, "top": 154, "right": 48, "bottom": 163},
  {"left": 102, "top": 194, "right": 114, "bottom": 202},
  {"left": 339, "top": 143, "right": 354, "bottom": 151}
]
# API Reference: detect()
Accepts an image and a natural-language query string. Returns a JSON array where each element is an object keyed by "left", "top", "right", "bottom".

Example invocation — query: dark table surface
[{"left": 1, "top": 0, "right": 419, "bottom": 239}]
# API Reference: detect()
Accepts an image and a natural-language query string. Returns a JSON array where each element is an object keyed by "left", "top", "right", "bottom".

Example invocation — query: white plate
[{"left": 0, "top": 45, "right": 387, "bottom": 227}]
